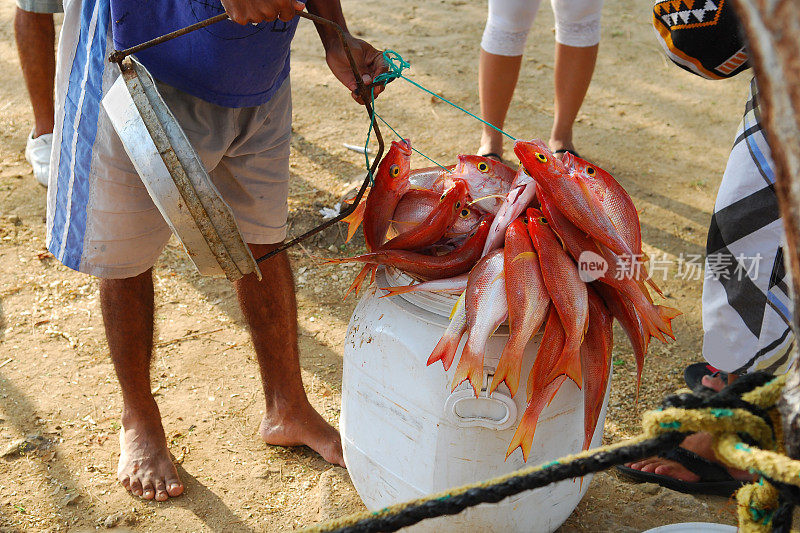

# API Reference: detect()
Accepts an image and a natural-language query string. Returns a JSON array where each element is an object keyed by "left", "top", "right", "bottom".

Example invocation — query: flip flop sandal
[
  {"left": 683, "top": 362, "right": 733, "bottom": 392},
  {"left": 615, "top": 447, "right": 747, "bottom": 497},
  {"left": 479, "top": 152, "right": 503, "bottom": 162},
  {"left": 553, "top": 148, "right": 581, "bottom": 159}
]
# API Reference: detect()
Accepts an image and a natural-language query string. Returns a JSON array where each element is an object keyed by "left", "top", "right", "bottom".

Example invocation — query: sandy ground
[{"left": 0, "top": 0, "right": 754, "bottom": 531}]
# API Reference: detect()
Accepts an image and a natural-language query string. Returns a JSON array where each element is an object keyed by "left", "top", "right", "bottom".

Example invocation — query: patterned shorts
[{"left": 702, "top": 77, "right": 793, "bottom": 374}]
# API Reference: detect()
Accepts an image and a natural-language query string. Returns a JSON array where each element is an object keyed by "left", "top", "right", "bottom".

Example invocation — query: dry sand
[{"left": 0, "top": 0, "right": 750, "bottom": 530}]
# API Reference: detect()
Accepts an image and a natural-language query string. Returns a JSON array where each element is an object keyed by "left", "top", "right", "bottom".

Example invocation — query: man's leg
[
  {"left": 14, "top": 8, "right": 55, "bottom": 138},
  {"left": 236, "top": 243, "right": 345, "bottom": 467},
  {"left": 101, "top": 270, "right": 184, "bottom": 501}
]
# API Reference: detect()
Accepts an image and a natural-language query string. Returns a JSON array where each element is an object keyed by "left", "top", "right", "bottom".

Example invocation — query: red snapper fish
[
  {"left": 426, "top": 292, "right": 467, "bottom": 371},
  {"left": 537, "top": 188, "right": 680, "bottom": 344},
  {"left": 563, "top": 152, "right": 664, "bottom": 298},
  {"left": 391, "top": 189, "right": 482, "bottom": 239},
  {"left": 514, "top": 140, "right": 634, "bottom": 258},
  {"left": 593, "top": 282, "right": 648, "bottom": 400},
  {"left": 580, "top": 286, "right": 613, "bottom": 451},
  {"left": 345, "top": 140, "right": 413, "bottom": 296},
  {"left": 489, "top": 219, "right": 549, "bottom": 396},
  {"left": 508, "top": 308, "right": 568, "bottom": 461},
  {"left": 446, "top": 155, "right": 517, "bottom": 213},
  {"left": 408, "top": 165, "right": 454, "bottom": 190},
  {"left": 526, "top": 208, "right": 586, "bottom": 388},
  {"left": 451, "top": 249, "right": 508, "bottom": 397},
  {"left": 363, "top": 139, "right": 413, "bottom": 251},
  {"left": 382, "top": 180, "right": 469, "bottom": 251},
  {"left": 482, "top": 167, "right": 538, "bottom": 256},
  {"left": 328, "top": 217, "right": 493, "bottom": 280}
]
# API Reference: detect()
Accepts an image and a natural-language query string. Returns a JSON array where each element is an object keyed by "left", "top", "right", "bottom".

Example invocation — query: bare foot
[
  {"left": 625, "top": 432, "right": 753, "bottom": 482},
  {"left": 259, "top": 401, "right": 345, "bottom": 467},
  {"left": 701, "top": 372, "right": 737, "bottom": 392},
  {"left": 118, "top": 407, "right": 184, "bottom": 502}
]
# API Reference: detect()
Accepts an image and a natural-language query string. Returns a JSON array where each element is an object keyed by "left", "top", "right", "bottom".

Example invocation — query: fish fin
[
  {"left": 378, "top": 284, "right": 416, "bottom": 298},
  {"left": 510, "top": 251, "right": 537, "bottom": 265},
  {"left": 344, "top": 264, "right": 372, "bottom": 300},
  {"left": 341, "top": 201, "right": 366, "bottom": 243},
  {"left": 549, "top": 344, "right": 582, "bottom": 389},
  {"left": 505, "top": 402, "right": 540, "bottom": 462},
  {"left": 427, "top": 329, "right": 465, "bottom": 371},
  {"left": 656, "top": 305, "right": 682, "bottom": 340},
  {"left": 450, "top": 292, "right": 467, "bottom": 319},
  {"left": 506, "top": 376, "right": 565, "bottom": 461},
  {"left": 490, "top": 340, "right": 524, "bottom": 396},
  {"left": 451, "top": 344, "right": 483, "bottom": 397}
]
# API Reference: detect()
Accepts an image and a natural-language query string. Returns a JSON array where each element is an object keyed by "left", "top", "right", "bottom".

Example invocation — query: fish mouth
[{"left": 394, "top": 138, "right": 412, "bottom": 156}]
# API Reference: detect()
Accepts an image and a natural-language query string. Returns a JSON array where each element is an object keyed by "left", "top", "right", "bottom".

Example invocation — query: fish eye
[
  {"left": 538, "top": 216, "right": 548, "bottom": 225},
  {"left": 460, "top": 209, "right": 470, "bottom": 218},
  {"left": 586, "top": 167, "right": 596, "bottom": 176},
  {"left": 523, "top": 216, "right": 529, "bottom": 224},
  {"left": 440, "top": 193, "right": 447, "bottom": 200},
  {"left": 535, "top": 152, "right": 547, "bottom": 163},
  {"left": 455, "top": 201, "right": 461, "bottom": 209},
  {"left": 390, "top": 164, "right": 400, "bottom": 177},
  {"left": 477, "top": 161, "right": 489, "bottom": 173}
]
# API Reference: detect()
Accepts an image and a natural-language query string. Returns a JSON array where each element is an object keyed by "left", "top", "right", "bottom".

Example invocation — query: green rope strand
[{"left": 362, "top": 49, "right": 517, "bottom": 183}]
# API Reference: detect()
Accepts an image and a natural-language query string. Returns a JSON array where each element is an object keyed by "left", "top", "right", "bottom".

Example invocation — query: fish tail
[
  {"left": 451, "top": 344, "right": 483, "bottom": 397},
  {"left": 378, "top": 284, "right": 418, "bottom": 298},
  {"left": 505, "top": 403, "right": 540, "bottom": 462},
  {"left": 656, "top": 305, "right": 682, "bottom": 340},
  {"left": 427, "top": 331, "right": 463, "bottom": 371},
  {"left": 490, "top": 339, "right": 524, "bottom": 396},
  {"left": 506, "top": 376, "right": 565, "bottom": 462},
  {"left": 547, "top": 342, "right": 582, "bottom": 389}
]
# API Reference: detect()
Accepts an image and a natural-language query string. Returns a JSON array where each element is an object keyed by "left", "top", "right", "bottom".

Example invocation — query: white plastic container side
[{"left": 341, "top": 267, "right": 613, "bottom": 533}]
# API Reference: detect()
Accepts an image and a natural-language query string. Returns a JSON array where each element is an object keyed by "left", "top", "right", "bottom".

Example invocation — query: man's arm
[
  {"left": 221, "top": 0, "right": 304, "bottom": 24},
  {"left": 304, "top": 0, "right": 388, "bottom": 103}
]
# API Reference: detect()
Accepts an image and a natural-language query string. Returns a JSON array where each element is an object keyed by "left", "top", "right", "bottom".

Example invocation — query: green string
[
  {"left": 363, "top": 49, "right": 517, "bottom": 183},
  {"left": 373, "top": 111, "right": 452, "bottom": 172}
]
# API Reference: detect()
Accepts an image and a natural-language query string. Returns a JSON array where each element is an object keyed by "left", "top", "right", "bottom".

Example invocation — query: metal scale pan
[{"left": 102, "top": 56, "right": 260, "bottom": 281}]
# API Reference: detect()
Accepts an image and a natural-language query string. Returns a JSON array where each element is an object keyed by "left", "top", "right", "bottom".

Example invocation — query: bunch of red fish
[{"left": 331, "top": 138, "right": 680, "bottom": 461}]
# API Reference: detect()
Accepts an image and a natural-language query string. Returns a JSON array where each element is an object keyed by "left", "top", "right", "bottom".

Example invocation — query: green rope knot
[{"left": 373, "top": 49, "right": 410, "bottom": 86}]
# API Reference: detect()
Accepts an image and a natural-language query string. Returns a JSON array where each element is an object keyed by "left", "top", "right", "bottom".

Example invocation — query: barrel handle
[{"left": 444, "top": 373, "right": 517, "bottom": 430}]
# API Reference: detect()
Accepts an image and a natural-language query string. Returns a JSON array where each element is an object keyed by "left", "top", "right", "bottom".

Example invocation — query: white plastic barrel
[{"left": 341, "top": 267, "right": 612, "bottom": 533}]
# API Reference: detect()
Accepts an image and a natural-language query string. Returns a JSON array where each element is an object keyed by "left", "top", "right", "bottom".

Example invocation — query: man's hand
[
  {"left": 221, "top": 0, "right": 305, "bottom": 24},
  {"left": 325, "top": 34, "right": 389, "bottom": 105}
]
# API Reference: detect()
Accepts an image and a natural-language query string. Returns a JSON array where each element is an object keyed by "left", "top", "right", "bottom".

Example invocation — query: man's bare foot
[
  {"left": 118, "top": 407, "right": 184, "bottom": 502},
  {"left": 624, "top": 432, "right": 753, "bottom": 483},
  {"left": 259, "top": 401, "right": 345, "bottom": 467}
]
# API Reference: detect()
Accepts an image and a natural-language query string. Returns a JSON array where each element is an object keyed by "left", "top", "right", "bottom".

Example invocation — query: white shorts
[
  {"left": 481, "top": 0, "right": 603, "bottom": 56},
  {"left": 46, "top": 0, "right": 291, "bottom": 279}
]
